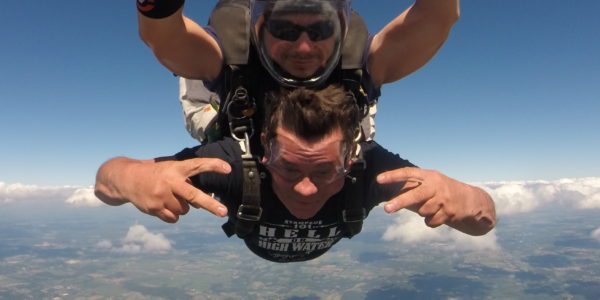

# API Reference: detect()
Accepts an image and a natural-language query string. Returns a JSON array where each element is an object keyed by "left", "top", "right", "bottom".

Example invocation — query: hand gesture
[
  {"left": 376, "top": 167, "right": 496, "bottom": 235},
  {"left": 95, "top": 157, "right": 231, "bottom": 223}
]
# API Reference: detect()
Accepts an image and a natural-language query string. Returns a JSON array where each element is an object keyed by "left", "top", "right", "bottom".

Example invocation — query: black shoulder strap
[
  {"left": 208, "top": 0, "right": 251, "bottom": 65},
  {"left": 342, "top": 10, "right": 369, "bottom": 69},
  {"left": 341, "top": 10, "right": 374, "bottom": 116}
]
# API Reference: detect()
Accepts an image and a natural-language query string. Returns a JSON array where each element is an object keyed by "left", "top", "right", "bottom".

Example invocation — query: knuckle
[
  {"left": 157, "top": 211, "right": 175, "bottom": 223},
  {"left": 183, "top": 188, "right": 196, "bottom": 202},
  {"left": 424, "top": 217, "right": 442, "bottom": 228},
  {"left": 147, "top": 206, "right": 162, "bottom": 216},
  {"left": 186, "top": 194, "right": 203, "bottom": 208},
  {"left": 148, "top": 185, "right": 169, "bottom": 200},
  {"left": 180, "top": 203, "right": 190, "bottom": 215},
  {"left": 164, "top": 216, "right": 178, "bottom": 224},
  {"left": 170, "top": 207, "right": 183, "bottom": 215}
]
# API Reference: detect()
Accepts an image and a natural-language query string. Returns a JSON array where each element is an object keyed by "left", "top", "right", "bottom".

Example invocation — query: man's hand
[
  {"left": 95, "top": 157, "right": 231, "bottom": 223},
  {"left": 377, "top": 167, "right": 496, "bottom": 235}
]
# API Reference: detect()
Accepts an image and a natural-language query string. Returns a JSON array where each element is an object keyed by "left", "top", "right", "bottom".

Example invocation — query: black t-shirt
[{"left": 175, "top": 138, "right": 414, "bottom": 262}]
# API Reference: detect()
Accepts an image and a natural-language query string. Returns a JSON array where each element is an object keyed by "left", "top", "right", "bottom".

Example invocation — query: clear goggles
[{"left": 263, "top": 139, "right": 350, "bottom": 184}]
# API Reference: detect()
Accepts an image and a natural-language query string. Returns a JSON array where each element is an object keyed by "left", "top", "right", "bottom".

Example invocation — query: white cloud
[
  {"left": 98, "top": 225, "right": 172, "bottom": 254},
  {"left": 475, "top": 177, "right": 600, "bottom": 215},
  {"left": 65, "top": 187, "right": 104, "bottom": 207},
  {"left": 0, "top": 181, "right": 103, "bottom": 207},
  {"left": 0, "top": 181, "right": 77, "bottom": 204},
  {"left": 96, "top": 239, "right": 113, "bottom": 249},
  {"left": 382, "top": 210, "right": 499, "bottom": 252},
  {"left": 591, "top": 228, "right": 600, "bottom": 242}
]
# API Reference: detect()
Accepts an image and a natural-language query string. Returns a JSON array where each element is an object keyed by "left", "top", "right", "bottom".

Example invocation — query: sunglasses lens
[
  {"left": 267, "top": 20, "right": 301, "bottom": 41},
  {"left": 267, "top": 20, "right": 334, "bottom": 42},
  {"left": 306, "top": 21, "right": 334, "bottom": 41}
]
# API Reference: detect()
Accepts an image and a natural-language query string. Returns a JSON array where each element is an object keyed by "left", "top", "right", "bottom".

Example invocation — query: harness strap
[
  {"left": 209, "top": 0, "right": 250, "bottom": 65},
  {"left": 220, "top": 63, "right": 264, "bottom": 239},
  {"left": 340, "top": 145, "right": 367, "bottom": 238},
  {"left": 234, "top": 156, "right": 263, "bottom": 237},
  {"left": 341, "top": 10, "right": 369, "bottom": 69}
]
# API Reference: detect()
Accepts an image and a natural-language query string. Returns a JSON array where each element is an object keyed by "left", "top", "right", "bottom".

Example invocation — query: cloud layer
[
  {"left": 1, "top": 182, "right": 102, "bottom": 207},
  {"left": 97, "top": 225, "right": 172, "bottom": 254},
  {"left": 3, "top": 177, "right": 599, "bottom": 253},
  {"left": 476, "top": 177, "right": 600, "bottom": 215},
  {"left": 4, "top": 177, "right": 598, "bottom": 213},
  {"left": 0, "top": 181, "right": 77, "bottom": 204},
  {"left": 382, "top": 210, "right": 499, "bottom": 251},
  {"left": 382, "top": 177, "right": 600, "bottom": 251}
]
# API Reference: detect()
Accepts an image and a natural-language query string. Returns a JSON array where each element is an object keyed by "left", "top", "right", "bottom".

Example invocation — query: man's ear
[
  {"left": 260, "top": 132, "right": 267, "bottom": 147},
  {"left": 261, "top": 133, "right": 270, "bottom": 163},
  {"left": 345, "top": 142, "right": 358, "bottom": 168}
]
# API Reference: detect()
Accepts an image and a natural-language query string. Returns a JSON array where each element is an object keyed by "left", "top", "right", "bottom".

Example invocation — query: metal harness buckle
[
  {"left": 237, "top": 204, "right": 263, "bottom": 221},
  {"left": 342, "top": 208, "right": 366, "bottom": 223}
]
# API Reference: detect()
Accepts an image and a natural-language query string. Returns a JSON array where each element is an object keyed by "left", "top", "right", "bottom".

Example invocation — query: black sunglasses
[{"left": 266, "top": 19, "right": 335, "bottom": 42}]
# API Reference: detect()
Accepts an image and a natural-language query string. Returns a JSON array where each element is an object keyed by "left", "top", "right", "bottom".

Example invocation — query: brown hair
[{"left": 262, "top": 85, "right": 360, "bottom": 148}]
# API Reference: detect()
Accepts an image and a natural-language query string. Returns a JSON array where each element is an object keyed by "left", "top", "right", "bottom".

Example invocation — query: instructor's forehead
[{"left": 271, "top": 13, "right": 324, "bottom": 22}]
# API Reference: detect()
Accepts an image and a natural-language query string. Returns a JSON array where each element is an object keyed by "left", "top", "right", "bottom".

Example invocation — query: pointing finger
[{"left": 172, "top": 181, "right": 228, "bottom": 217}]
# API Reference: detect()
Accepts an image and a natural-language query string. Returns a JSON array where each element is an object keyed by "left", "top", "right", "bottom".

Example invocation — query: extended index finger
[
  {"left": 377, "top": 167, "right": 424, "bottom": 184},
  {"left": 177, "top": 157, "right": 232, "bottom": 178},
  {"left": 171, "top": 181, "right": 228, "bottom": 217}
]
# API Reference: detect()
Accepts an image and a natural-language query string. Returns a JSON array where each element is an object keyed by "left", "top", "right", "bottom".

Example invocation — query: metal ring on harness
[
  {"left": 230, "top": 126, "right": 254, "bottom": 159},
  {"left": 225, "top": 87, "right": 256, "bottom": 121},
  {"left": 224, "top": 86, "right": 256, "bottom": 157}
]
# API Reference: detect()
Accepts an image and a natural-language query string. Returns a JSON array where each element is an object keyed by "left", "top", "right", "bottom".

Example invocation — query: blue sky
[{"left": 1, "top": 0, "right": 599, "bottom": 186}]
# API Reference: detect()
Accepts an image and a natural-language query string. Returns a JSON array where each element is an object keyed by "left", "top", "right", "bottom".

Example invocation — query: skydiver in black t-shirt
[{"left": 95, "top": 85, "right": 496, "bottom": 262}]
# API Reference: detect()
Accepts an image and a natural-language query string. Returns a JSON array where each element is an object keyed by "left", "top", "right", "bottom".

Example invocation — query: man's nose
[
  {"left": 292, "top": 33, "right": 313, "bottom": 52},
  {"left": 293, "top": 177, "right": 318, "bottom": 196}
]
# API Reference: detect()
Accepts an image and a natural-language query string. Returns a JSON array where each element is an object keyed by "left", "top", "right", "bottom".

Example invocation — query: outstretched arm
[
  {"left": 368, "top": 0, "right": 460, "bottom": 86},
  {"left": 377, "top": 167, "right": 496, "bottom": 236},
  {"left": 137, "top": 4, "right": 223, "bottom": 80},
  {"left": 95, "top": 156, "right": 231, "bottom": 223}
]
